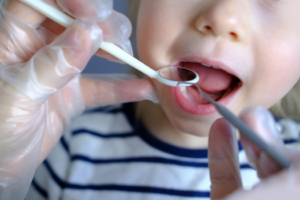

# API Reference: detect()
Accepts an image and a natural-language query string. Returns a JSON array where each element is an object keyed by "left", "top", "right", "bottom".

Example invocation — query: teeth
[
  {"left": 201, "top": 62, "right": 219, "bottom": 69},
  {"left": 201, "top": 63, "right": 211, "bottom": 67}
]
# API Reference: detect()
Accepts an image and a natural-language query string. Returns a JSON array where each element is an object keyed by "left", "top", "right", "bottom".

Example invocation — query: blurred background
[{"left": 82, "top": 0, "right": 136, "bottom": 74}]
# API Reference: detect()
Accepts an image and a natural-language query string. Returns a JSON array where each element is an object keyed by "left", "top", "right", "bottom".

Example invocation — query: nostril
[
  {"left": 204, "top": 26, "right": 212, "bottom": 32},
  {"left": 230, "top": 32, "right": 238, "bottom": 39}
]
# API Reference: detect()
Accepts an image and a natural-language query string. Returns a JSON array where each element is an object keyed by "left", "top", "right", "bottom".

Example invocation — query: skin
[
  {"left": 2, "top": 0, "right": 154, "bottom": 164},
  {"left": 208, "top": 117, "right": 300, "bottom": 200},
  {"left": 136, "top": 0, "right": 300, "bottom": 148},
  {"left": 3, "top": 1, "right": 299, "bottom": 199}
]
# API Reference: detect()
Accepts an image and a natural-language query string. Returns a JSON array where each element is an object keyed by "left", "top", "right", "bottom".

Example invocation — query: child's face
[{"left": 137, "top": 0, "right": 300, "bottom": 136}]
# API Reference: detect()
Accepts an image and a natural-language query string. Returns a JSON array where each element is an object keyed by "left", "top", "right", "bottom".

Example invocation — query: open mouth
[
  {"left": 172, "top": 60, "right": 242, "bottom": 115},
  {"left": 179, "top": 61, "right": 242, "bottom": 104}
]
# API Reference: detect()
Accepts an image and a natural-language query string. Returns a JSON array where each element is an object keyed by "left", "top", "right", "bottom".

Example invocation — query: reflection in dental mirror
[
  {"left": 156, "top": 66, "right": 199, "bottom": 87},
  {"left": 158, "top": 67, "right": 197, "bottom": 82}
]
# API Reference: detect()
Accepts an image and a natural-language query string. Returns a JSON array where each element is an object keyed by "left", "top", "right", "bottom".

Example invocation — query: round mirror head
[{"left": 157, "top": 66, "right": 199, "bottom": 87}]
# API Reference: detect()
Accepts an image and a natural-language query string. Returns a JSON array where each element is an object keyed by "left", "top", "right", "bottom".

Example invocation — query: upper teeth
[
  {"left": 201, "top": 63, "right": 218, "bottom": 69},
  {"left": 202, "top": 63, "right": 218, "bottom": 69},
  {"left": 201, "top": 63, "right": 211, "bottom": 67}
]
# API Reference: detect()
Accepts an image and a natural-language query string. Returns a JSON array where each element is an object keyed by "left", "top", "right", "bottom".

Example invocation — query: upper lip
[{"left": 173, "top": 57, "right": 241, "bottom": 80}]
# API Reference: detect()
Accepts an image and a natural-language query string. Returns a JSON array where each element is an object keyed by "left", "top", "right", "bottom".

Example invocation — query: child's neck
[{"left": 137, "top": 101, "right": 209, "bottom": 149}]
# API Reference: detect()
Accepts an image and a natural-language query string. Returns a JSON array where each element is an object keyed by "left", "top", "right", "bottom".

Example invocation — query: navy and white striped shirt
[{"left": 26, "top": 103, "right": 299, "bottom": 200}]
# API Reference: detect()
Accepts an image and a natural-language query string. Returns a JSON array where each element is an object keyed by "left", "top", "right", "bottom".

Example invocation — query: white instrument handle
[{"left": 19, "top": 0, "right": 157, "bottom": 78}]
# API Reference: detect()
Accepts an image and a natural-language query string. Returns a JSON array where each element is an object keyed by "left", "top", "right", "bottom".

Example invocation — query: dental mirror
[
  {"left": 157, "top": 66, "right": 199, "bottom": 87},
  {"left": 20, "top": 0, "right": 199, "bottom": 87}
]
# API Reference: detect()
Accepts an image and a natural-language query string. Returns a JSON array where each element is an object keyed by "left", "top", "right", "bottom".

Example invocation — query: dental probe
[{"left": 194, "top": 84, "right": 292, "bottom": 169}]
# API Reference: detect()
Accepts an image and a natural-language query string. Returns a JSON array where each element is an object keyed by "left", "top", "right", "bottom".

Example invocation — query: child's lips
[
  {"left": 171, "top": 57, "right": 242, "bottom": 115},
  {"left": 172, "top": 81, "right": 242, "bottom": 115}
]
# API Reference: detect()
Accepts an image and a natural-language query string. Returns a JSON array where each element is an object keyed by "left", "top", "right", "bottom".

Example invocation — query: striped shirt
[{"left": 26, "top": 103, "right": 299, "bottom": 200}]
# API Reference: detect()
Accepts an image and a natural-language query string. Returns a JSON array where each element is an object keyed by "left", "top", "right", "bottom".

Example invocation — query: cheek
[
  {"left": 137, "top": 25, "right": 177, "bottom": 71},
  {"left": 137, "top": 1, "right": 191, "bottom": 70},
  {"left": 250, "top": 36, "right": 300, "bottom": 107},
  {"left": 137, "top": 5, "right": 169, "bottom": 68}
]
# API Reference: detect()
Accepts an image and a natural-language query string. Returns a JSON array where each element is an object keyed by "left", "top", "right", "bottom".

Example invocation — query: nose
[{"left": 195, "top": 0, "right": 248, "bottom": 42}]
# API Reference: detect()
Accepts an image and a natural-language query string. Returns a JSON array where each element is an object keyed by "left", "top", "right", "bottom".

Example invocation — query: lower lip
[{"left": 172, "top": 82, "right": 242, "bottom": 115}]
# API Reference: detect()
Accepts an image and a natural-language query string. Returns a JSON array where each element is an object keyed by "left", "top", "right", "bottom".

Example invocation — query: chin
[
  {"left": 171, "top": 116, "right": 216, "bottom": 137},
  {"left": 157, "top": 86, "right": 222, "bottom": 137}
]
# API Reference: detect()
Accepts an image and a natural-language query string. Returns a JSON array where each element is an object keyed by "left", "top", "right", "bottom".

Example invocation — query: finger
[
  {"left": 209, "top": 118, "right": 242, "bottom": 200},
  {"left": 80, "top": 76, "right": 157, "bottom": 109},
  {"left": 57, "top": 0, "right": 113, "bottom": 22},
  {"left": 41, "top": 18, "right": 66, "bottom": 36},
  {"left": 4, "top": 0, "right": 50, "bottom": 26},
  {"left": 1, "top": 20, "right": 102, "bottom": 104},
  {"left": 99, "top": 11, "right": 132, "bottom": 44},
  {"left": 41, "top": 7, "right": 133, "bottom": 63},
  {"left": 0, "top": 1, "right": 61, "bottom": 63},
  {"left": 41, "top": 20, "right": 133, "bottom": 64},
  {"left": 225, "top": 165, "right": 300, "bottom": 200},
  {"left": 96, "top": 10, "right": 133, "bottom": 62},
  {"left": 35, "top": 20, "right": 101, "bottom": 84},
  {"left": 41, "top": 21, "right": 133, "bottom": 64},
  {"left": 239, "top": 107, "right": 286, "bottom": 178},
  {"left": 95, "top": 40, "right": 133, "bottom": 64}
]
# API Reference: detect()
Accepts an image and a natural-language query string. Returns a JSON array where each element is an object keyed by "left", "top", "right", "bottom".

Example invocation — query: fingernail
[
  {"left": 118, "top": 40, "right": 133, "bottom": 56},
  {"left": 145, "top": 89, "right": 160, "bottom": 104},
  {"left": 90, "top": 0, "right": 113, "bottom": 22},
  {"left": 74, "top": 20, "right": 103, "bottom": 54},
  {"left": 100, "top": 11, "right": 132, "bottom": 44}
]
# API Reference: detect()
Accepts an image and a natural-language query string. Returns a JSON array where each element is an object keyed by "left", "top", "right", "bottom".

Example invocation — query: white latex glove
[
  {"left": 208, "top": 107, "right": 300, "bottom": 200},
  {"left": 0, "top": 0, "right": 156, "bottom": 199}
]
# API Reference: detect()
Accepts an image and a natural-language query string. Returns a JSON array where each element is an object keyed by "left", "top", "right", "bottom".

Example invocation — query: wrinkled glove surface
[{"left": 0, "top": 0, "right": 155, "bottom": 199}]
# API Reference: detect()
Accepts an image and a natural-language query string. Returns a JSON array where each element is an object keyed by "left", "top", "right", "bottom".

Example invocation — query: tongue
[{"left": 182, "top": 62, "right": 235, "bottom": 93}]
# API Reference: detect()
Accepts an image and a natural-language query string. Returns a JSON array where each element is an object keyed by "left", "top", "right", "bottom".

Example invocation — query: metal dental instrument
[
  {"left": 20, "top": 0, "right": 199, "bottom": 87},
  {"left": 194, "top": 84, "right": 292, "bottom": 169}
]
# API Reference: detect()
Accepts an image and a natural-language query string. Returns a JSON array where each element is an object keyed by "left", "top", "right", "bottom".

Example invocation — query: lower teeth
[
  {"left": 180, "top": 79, "right": 240, "bottom": 104},
  {"left": 180, "top": 86, "right": 220, "bottom": 104}
]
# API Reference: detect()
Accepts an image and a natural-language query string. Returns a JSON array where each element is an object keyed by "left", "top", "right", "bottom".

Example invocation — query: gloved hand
[
  {"left": 208, "top": 107, "right": 300, "bottom": 200},
  {"left": 0, "top": 0, "right": 156, "bottom": 199}
]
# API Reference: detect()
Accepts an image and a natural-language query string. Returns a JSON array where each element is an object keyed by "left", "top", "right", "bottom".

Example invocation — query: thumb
[
  {"left": 224, "top": 165, "right": 300, "bottom": 200},
  {"left": 209, "top": 118, "right": 243, "bottom": 200},
  {"left": 80, "top": 75, "right": 158, "bottom": 109}
]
